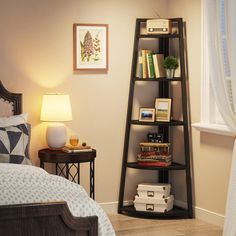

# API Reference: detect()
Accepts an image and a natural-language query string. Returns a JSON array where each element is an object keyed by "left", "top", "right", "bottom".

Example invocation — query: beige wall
[
  {"left": 0, "top": 0, "right": 167, "bottom": 203},
  {"left": 168, "top": 0, "right": 234, "bottom": 217}
]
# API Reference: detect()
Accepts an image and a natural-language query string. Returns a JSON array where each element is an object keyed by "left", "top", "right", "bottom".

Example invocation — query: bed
[{"left": 0, "top": 81, "right": 115, "bottom": 236}]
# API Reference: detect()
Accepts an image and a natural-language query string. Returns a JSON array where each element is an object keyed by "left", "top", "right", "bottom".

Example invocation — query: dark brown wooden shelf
[
  {"left": 130, "top": 120, "right": 184, "bottom": 126},
  {"left": 134, "top": 77, "right": 182, "bottom": 82},
  {"left": 138, "top": 34, "right": 179, "bottom": 39},
  {"left": 126, "top": 162, "right": 186, "bottom": 170},
  {"left": 120, "top": 205, "right": 190, "bottom": 219},
  {"left": 118, "top": 17, "right": 193, "bottom": 220}
]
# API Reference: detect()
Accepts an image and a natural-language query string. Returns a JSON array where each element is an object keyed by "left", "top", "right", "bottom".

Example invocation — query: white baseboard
[
  {"left": 174, "top": 200, "right": 224, "bottom": 227},
  {"left": 194, "top": 206, "right": 224, "bottom": 227},
  {"left": 99, "top": 200, "right": 132, "bottom": 215},
  {"left": 99, "top": 201, "right": 119, "bottom": 214},
  {"left": 99, "top": 200, "right": 224, "bottom": 227}
]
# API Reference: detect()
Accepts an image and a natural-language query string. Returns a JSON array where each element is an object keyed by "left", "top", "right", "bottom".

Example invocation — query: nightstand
[{"left": 38, "top": 148, "right": 96, "bottom": 199}]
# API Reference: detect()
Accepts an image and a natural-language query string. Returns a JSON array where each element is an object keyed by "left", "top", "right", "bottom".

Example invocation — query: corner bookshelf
[{"left": 118, "top": 18, "right": 193, "bottom": 219}]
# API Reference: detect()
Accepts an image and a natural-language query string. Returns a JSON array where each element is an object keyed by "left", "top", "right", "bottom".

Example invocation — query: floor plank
[{"left": 108, "top": 214, "right": 222, "bottom": 236}]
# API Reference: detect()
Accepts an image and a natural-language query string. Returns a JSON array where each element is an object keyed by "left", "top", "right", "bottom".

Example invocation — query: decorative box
[
  {"left": 134, "top": 195, "right": 174, "bottom": 213},
  {"left": 137, "top": 183, "right": 171, "bottom": 199}
]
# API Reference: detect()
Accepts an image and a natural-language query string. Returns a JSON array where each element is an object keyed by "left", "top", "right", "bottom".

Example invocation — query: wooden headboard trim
[{"left": 0, "top": 81, "right": 22, "bottom": 115}]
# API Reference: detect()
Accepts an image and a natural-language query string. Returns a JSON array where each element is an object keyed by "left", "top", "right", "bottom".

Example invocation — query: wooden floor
[{"left": 109, "top": 214, "right": 223, "bottom": 236}]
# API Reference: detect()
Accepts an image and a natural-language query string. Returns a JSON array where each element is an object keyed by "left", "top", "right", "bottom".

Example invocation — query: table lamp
[{"left": 41, "top": 93, "right": 72, "bottom": 149}]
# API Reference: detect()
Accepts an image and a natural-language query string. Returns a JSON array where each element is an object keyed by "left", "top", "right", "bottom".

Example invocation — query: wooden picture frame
[
  {"left": 139, "top": 108, "right": 155, "bottom": 122},
  {"left": 155, "top": 98, "right": 172, "bottom": 122},
  {"left": 73, "top": 23, "right": 108, "bottom": 71}
]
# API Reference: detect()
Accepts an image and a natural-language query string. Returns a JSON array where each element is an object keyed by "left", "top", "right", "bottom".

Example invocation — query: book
[
  {"left": 62, "top": 148, "right": 93, "bottom": 153},
  {"left": 136, "top": 50, "right": 143, "bottom": 78},
  {"left": 146, "top": 52, "right": 155, "bottom": 78},
  {"left": 62, "top": 144, "right": 92, "bottom": 153},
  {"left": 141, "top": 50, "right": 151, "bottom": 78},
  {"left": 137, "top": 157, "right": 172, "bottom": 162},
  {"left": 141, "top": 50, "right": 147, "bottom": 78},
  {"left": 139, "top": 142, "right": 170, "bottom": 147},
  {"left": 64, "top": 144, "right": 91, "bottom": 149},
  {"left": 137, "top": 161, "right": 172, "bottom": 167},
  {"left": 152, "top": 54, "right": 165, "bottom": 78},
  {"left": 137, "top": 153, "right": 171, "bottom": 159}
]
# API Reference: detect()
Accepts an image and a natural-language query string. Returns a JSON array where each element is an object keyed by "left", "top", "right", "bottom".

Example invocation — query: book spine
[
  {"left": 136, "top": 50, "right": 143, "bottom": 78},
  {"left": 152, "top": 54, "right": 160, "bottom": 78},
  {"left": 137, "top": 161, "right": 171, "bottom": 167},
  {"left": 139, "top": 142, "right": 170, "bottom": 147},
  {"left": 147, "top": 53, "right": 155, "bottom": 78},
  {"left": 141, "top": 50, "right": 147, "bottom": 78},
  {"left": 62, "top": 149, "right": 93, "bottom": 153}
]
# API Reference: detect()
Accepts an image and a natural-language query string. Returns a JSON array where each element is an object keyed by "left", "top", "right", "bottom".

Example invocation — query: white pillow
[{"left": 0, "top": 113, "right": 28, "bottom": 127}]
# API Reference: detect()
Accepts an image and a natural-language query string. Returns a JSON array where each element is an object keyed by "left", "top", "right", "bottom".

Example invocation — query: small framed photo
[
  {"left": 139, "top": 108, "right": 155, "bottom": 122},
  {"left": 155, "top": 98, "right": 172, "bottom": 122},
  {"left": 73, "top": 23, "right": 108, "bottom": 71}
]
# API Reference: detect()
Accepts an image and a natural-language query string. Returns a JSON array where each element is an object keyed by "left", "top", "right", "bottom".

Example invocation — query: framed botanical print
[{"left": 73, "top": 23, "right": 108, "bottom": 71}]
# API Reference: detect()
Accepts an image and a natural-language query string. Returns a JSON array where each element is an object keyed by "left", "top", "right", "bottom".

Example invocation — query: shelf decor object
[
  {"left": 155, "top": 98, "right": 172, "bottom": 122},
  {"left": 41, "top": 93, "right": 72, "bottom": 149},
  {"left": 73, "top": 23, "right": 108, "bottom": 71},
  {"left": 139, "top": 108, "right": 155, "bottom": 122},
  {"left": 118, "top": 18, "right": 193, "bottom": 219},
  {"left": 162, "top": 56, "right": 179, "bottom": 79}
]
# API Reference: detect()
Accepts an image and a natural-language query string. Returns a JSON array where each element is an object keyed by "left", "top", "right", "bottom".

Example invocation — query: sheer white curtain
[{"left": 204, "top": 0, "right": 236, "bottom": 235}]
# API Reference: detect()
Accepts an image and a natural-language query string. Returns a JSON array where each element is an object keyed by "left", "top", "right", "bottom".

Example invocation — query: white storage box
[
  {"left": 137, "top": 183, "right": 171, "bottom": 199},
  {"left": 134, "top": 195, "right": 174, "bottom": 213}
]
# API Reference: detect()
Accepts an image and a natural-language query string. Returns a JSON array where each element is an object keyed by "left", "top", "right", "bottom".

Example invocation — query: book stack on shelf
[
  {"left": 134, "top": 183, "right": 174, "bottom": 213},
  {"left": 136, "top": 50, "right": 165, "bottom": 79},
  {"left": 137, "top": 142, "right": 172, "bottom": 167},
  {"left": 62, "top": 144, "right": 92, "bottom": 153}
]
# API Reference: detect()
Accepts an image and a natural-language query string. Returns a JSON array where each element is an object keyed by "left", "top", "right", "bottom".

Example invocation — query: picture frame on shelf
[
  {"left": 139, "top": 108, "right": 155, "bottom": 122},
  {"left": 155, "top": 98, "right": 172, "bottom": 122},
  {"left": 73, "top": 23, "right": 108, "bottom": 71}
]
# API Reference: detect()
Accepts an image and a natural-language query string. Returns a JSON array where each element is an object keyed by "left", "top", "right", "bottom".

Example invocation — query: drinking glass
[{"left": 70, "top": 135, "right": 79, "bottom": 146}]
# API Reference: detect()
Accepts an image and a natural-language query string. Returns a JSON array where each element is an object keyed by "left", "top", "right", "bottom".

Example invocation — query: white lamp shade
[
  {"left": 41, "top": 93, "right": 72, "bottom": 149},
  {"left": 41, "top": 93, "right": 72, "bottom": 122}
]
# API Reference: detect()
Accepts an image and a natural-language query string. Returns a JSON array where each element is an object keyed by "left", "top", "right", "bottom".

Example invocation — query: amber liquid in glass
[{"left": 70, "top": 135, "right": 79, "bottom": 146}]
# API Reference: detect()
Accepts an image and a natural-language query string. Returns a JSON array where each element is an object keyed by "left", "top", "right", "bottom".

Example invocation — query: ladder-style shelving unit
[{"left": 118, "top": 18, "right": 193, "bottom": 219}]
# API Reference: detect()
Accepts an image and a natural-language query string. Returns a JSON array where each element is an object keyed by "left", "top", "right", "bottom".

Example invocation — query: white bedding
[{"left": 0, "top": 163, "right": 115, "bottom": 236}]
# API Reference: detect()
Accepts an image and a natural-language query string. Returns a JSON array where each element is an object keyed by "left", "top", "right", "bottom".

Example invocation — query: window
[{"left": 192, "top": 0, "right": 232, "bottom": 136}]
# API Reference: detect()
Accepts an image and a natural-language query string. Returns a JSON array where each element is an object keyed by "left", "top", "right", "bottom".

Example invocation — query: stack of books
[
  {"left": 136, "top": 50, "right": 165, "bottom": 79},
  {"left": 62, "top": 144, "right": 92, "bottom": 153},
  {"left": 137, "top": 142, "right": 171, "bottom": 167}
]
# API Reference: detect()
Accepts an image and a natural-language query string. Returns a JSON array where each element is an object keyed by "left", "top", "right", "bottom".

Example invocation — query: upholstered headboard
[{"left": 0, "top": 81, "right": 22, "bottom": 116}]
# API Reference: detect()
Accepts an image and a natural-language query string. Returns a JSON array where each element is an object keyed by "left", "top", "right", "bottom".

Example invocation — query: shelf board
[
  {"left": 120, "top": 205, "right": 190, "bottom": 219},
  {"left": 126, "top": 162, "right": 186, "bottom": 170},
  {"left": 138, "top": 34, "right": 179, "bottom": 39},
  {"left": 134, "top": 77, "right": 182, "bottom": 82},
  {"left": 130, "top": 120, "right": 184, "bottom": 126}
]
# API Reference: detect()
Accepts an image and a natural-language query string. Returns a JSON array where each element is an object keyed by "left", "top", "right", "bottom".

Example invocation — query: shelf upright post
[
  {"left": 158, "top": 37, "right": 169, "bottom": 183},
  {"left": 118, "top": 19, "right": 141, "bottom": 213},
  {"left": 178, "top": 18, "right": 193, "bottom": 218}
]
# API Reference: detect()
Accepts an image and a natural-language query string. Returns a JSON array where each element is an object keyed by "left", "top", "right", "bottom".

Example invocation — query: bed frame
[{"left": 0, "top": 81, "right": 98, "bottom": 236}]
